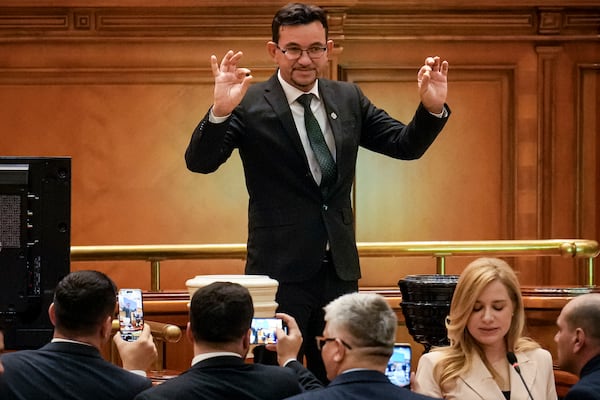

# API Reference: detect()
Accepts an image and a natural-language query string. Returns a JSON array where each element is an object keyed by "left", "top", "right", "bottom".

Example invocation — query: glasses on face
[
  {"left": 276, "top": 45, "right": 327, "bottom": 60},
  {"left": 315, "top": 336, "right": 353, "bottom": 351}
]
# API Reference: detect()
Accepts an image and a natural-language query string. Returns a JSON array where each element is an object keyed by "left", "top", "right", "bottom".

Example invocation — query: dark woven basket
[{"left": 398, "top": 274, "right": 459, "bottom": 352}]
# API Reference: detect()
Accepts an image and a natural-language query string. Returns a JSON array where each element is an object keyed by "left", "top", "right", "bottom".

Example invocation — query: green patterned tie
[{"left": 297, "top": 94, "right": 337, "bottom": 196}]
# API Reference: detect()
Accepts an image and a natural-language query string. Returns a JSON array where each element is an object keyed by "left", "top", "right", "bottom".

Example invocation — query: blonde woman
[{"left": 414, "top": 257, "right": 557, "bottom": 400}]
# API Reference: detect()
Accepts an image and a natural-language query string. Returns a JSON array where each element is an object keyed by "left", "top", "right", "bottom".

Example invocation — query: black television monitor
[{"left": 0, "top": 157, "right": 71, "bottom": 349}]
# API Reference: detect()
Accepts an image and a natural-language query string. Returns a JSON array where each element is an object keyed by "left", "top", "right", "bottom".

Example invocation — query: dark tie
[{"left": 297, "top": 94, "right": 337, "bottom": 196}]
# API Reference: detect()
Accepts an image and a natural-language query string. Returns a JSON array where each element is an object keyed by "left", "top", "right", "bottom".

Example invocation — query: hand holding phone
[
  {"left": 113, "top": 323, "right": 158, "bottom": 371},
  {"left": 118, "top": 289, "right": 144, "bottom": 342},
  {"left": 250, "top": 317, "right": 287, "bottom": 345}
]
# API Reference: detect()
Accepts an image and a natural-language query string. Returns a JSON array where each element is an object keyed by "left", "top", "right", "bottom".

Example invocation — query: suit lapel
[
  {"left": 509, "top": 352, "right": 536, "bottom": 399},
  {"left": 460, "top": 353, "right": 504, "bottom": 399},
  {"left": 262, "top": 75, "right": 311, "bottom": 166}
]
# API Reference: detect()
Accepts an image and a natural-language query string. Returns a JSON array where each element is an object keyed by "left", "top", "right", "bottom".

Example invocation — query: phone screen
[
  {"left": 118, "top": 288, "right": 144, "bottom": 342},
  {"left": 385, "top": 343, "right": 411, "bottom": 388},
  {"left": 250, "top": 317, "right": 285, "bottom": 345}
]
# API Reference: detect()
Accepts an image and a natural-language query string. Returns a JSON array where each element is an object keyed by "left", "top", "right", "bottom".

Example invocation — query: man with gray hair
[
  {"left": 274, "top": 292, "right": 439, "bottom": 399},
  {"left": 555, "top": 293, "right": 600, "bottom": 400}
]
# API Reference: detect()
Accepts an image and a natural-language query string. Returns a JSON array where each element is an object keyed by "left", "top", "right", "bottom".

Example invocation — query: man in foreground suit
[
  {"left": 134, "top": 281, "right": 319, "bottom": 400},
  {"left": 185, "top": 2, "right": 450, "bottom": 381},
  {"left": 0, "top": 270, "right": 157, "bottom": 400},
  {"left": 273, "top": 292, "right": 440, "bottom": 400},
  {"left": 555, "top": 292, "right": 600, "bottom": 399}
]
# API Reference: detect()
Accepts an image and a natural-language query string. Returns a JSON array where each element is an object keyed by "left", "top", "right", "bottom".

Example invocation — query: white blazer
[{"left": 414, "top": 348, "right": 558, "bottom": 400}]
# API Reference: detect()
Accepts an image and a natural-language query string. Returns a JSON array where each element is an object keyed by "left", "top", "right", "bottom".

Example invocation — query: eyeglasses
[
  {"left": 276, "top": 45, "right": 327, "bottom": 60},
  {"left": 315, "top": 336, "right": 353, "bottom": 351}
]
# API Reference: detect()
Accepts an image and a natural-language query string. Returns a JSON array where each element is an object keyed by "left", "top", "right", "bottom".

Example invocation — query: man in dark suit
[
  {"left": 134, "top": 281, "right": 320, "bottom": 400},
  {"left": 185, "top": 2, "right": 450, "bottom": 381},
  {"left": 272, "top": 292, "right": 440, "bottom": 400},
  {"left": 555, "top": 293, "right": 600, "bottom": 400},
  {"left": 0, "top": 270, "right": 157, "bottom": 400}
]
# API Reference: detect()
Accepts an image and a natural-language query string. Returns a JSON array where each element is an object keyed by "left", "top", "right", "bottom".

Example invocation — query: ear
[
  {"left": 99, "top": 315, "right": 113, "bottom": 341},
  {"left": 326, "top": 39, "right": 334, "bottom": 54},
  {"left": 186, "top": 322, "right": 194, "bottom": 343},
  {"left": 243, "top": 329, "right": 251, "bottom": 349},
  {"left": 266, "top": 41, "right": 278, "bottom": 60},
  {"left": 101, "top": 315, "right": 113, "bottom": 340},
  {"left": 332, "top": 339, "right": 346, "bottom": 363},
  {"left": 573, "top": 327, "right": 586, "bottom": 353},
  {"left": 48, "top": 303, "right": 57, "bottom": 327}
]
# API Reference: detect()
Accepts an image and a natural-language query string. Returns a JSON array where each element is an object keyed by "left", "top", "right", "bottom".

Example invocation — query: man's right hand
[
  {"left": 211, "top": 50, "right": 253, "bottom": 117},
  {"left": 266, "top": 312, "right": 303, "bottom": 366},
  {"left": 113, "top": 323, "right": 157, "bottom": 372}
]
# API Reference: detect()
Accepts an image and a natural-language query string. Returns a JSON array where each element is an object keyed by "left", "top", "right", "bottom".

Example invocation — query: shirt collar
[
  {"left": 51, "top": 338, "right": 94, "bottom": 347},
  {"left": 191, "top": 351, "right": 242, "bottom": 366},
  {"left": 277, "top": 70, "right": 320, "bottom": 106}
]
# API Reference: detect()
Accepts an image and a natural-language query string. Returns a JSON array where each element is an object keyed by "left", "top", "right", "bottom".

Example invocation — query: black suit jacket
[
  {"left": 284, "top": 369, "right": 441, "bottom": 400},
  {"left": 564, "top": 355, "right": 600, "bottom": 400},
  {"left": 186, "top": 74, "right": 450, "bottom": 283},
  {"left": 134, "top": 355, "right": 306, "bottom": 400},
  {"left": 0, "top": 341, "right": 152, "bottom": 400}
]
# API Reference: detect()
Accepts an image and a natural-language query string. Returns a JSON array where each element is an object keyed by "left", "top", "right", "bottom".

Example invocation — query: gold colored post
[
  {"left": 587, "top": 257, "right": 595, "bottom": 287},
  {"left": 436, "top": 256, "right": 446, "bottom": 275},
  {"left": 150, "top": 260, "right": 161, "bottom": 292}
]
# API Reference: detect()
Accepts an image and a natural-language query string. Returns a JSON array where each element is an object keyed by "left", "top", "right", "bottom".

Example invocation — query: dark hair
[
  {"left": 272, "top": 3, "right": 328, "bottom": 43},
  {"left": 53, "top": 270, "right": 117, "bottom": 336},
  {"left": 189, "top": 281, "right": 254, "bottom": 343}
]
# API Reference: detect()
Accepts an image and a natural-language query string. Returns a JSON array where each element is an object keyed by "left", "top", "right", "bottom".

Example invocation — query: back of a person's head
[
  {"left": 53, "top": 270, "right": 117, "bottom": 336},
  {"left": 271, "top": 3, "right": 328, "bottom": 43},
  {"left": 324, "top": 292, "right": 396, "bottom": 357},
  {"left": 189, "top": 281, "right": 254, "bottom": 343},
  {"left": 565, "top": 293, "right": 600, "bottom": 346}
]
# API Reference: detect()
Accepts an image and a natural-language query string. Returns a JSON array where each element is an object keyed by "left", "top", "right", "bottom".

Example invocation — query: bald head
[
  {"left": 555, "top": 293, "right": 600, "bottom": 376},
  {"left": 562, "top": 293, "right": 600, "bottom": 343}
]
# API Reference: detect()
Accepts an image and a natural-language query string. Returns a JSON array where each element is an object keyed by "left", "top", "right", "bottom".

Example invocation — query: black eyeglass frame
[
  {"left": 315, "top": 336, "right": 353, "bottom": 351},
  {"left": 276, "top": 45, "right": 327, "bottom": 60}
]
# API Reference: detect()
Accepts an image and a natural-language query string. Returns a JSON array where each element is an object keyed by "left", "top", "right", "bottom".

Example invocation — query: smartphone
[
  {"left": 250, "top": 317, "right": 286, "bottom": 345},
  {"left": 385, "top": 343, "right": 411, "bottom": 388},
  {"left": 118, "top": 288, "right": 144, "bottom": 342}
]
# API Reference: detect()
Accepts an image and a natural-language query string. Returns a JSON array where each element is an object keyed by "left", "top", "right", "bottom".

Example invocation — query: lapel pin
[{"left": 330, "top": 112, "right": 337, "bottom": 119}]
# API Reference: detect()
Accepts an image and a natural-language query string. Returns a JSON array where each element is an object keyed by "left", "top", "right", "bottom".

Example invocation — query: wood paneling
[{"left": 0, "top": 1, "right": 598, "bottom": 290}]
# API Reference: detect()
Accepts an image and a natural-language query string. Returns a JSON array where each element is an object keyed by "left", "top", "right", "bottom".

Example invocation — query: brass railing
[{"left": 70, "top": 239, "right": 599, "bottom": 291}]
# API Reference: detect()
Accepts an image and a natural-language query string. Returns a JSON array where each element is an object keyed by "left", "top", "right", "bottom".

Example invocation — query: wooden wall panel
[
  {"left": 345, "top": 66, "right": 513, "bottom": 286},
  {"left": 0, "top": 1, "right": 599, "bottom": 290}
]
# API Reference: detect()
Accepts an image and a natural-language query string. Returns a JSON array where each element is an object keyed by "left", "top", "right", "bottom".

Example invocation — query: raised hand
[
  {"left": 265, "top": 312, "right": 303, "bottom": 366},
  {"left": 211, "top": 50, "right": 253, "bottom": 117},
  {"left": 417, "top": 56, "right": 449, "bottom": 114}
]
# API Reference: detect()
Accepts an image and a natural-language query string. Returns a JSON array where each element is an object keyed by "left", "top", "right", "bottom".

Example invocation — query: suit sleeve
[
  {"left": 355, "top": 82, "right": 450, "bottom": 161},
  {"left": 184, "top": 110, "right": 238, "bottom": 174},
  {"left": 564, "top": 386, "right": 598, "bottom": 400},
  {"left": 413, "top": 353, "right": 444, "bottom": 398},
  {"left": 285, "top": 360, "right": 324, "bottom": 392}
]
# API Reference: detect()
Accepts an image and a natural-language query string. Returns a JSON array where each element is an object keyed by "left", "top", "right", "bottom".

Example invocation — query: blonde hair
[{"left": 433, "top": 257, "right": 539, "bottom": 391}]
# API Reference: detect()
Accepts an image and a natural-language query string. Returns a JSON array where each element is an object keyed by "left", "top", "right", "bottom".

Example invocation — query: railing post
[
  {"left": 150, "top": 260, "right": 161, "bottom": 292},
  {"left": 586, "top": 257, "right": 595, "bottom": 287},
  {"left": 436, "top": 255, "right": 446, "bottom": 275}
]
